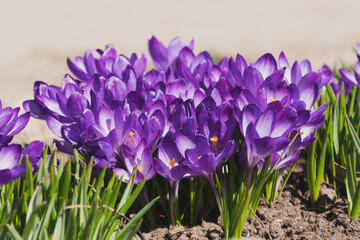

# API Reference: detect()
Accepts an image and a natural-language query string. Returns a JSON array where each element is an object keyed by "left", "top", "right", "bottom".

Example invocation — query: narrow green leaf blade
[{"left": 5, "top": 224, "right": 22, "bottom": 240}]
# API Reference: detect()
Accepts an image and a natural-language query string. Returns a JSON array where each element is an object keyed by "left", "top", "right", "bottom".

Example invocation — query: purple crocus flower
[
  {"left": 22, "top": 140, "right": 47, "bottom": 172},
  {"left": 113, "top": 138, "right": 157, "bottom": 184},
  {"left": 87, "top": 102, "right": 165, "bottom": 179},
  {"left": 156, "top": 132, "right": 195, "bottom": 187},
  {"left": 238, "top": 105, "right": 292, "bottom": 172},
  {"left": 339, "top": 61, "right": 360, "bottom": 88},
  {"left": 0, "top": 144, "right": 25, "bottom": 186},
  {"left": 161, "top": 98, "right": 238, "bottom": 184},
  {"left": 148, "top": 36, "right": 194, "bottom": 72},
  {"left": 67, "top": 44, "right": 147, "bottom": 82},
  {"left": 335, "top": 44, "right": 359, "bottom": 95},
  {"left": 0, "top": 100, "right": 30, "bottom": 148}
]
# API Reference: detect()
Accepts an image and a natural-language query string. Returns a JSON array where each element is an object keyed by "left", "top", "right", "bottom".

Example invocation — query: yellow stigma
[
  {"left": 210, "top": 136, "right": 219, "bottom": 151},
  {"left": 136, "top": 164, "right": 141, "bottom": 173},
  {"left": 198, "top": 156, "right": 202, "bottom": 160},
  {"left": 170, "top": 158, "right": 175, "bottom": 168},
  {"left": 270, "top": 97, "right": 275, "bottom": 102},
  {"left": 129, "top": 131, "right": 134, "bottom": 144},
  {"left": 299, "top": 132, "right": 304, "bottom": 136}
]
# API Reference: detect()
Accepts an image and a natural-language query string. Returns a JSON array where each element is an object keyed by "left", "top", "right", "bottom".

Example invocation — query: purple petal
[
  {"left": 84, "top": 50, "right": 101, "bottom": 77},
  {"left": 0, "top": 144, "right": 21, "bottom": 170},
  {"left": 291, "top": 61, "right": 302, "bottom": 85},
  {"left": 148, "top": 36, "right": 168, "bottom": 71},
  {"left": 274, "top": 152, "right": 300, "bottom": 170},
  {"left": 240, "top": 104, "right": 261, "bottom": 136},
  {"left": 254, "top": 53, "right": 277, "bottom": 79},
  {"left": 45, "top": 115, "right": 63, "bottom": 138},
  {"left": 356, "top": 43, "right": 360, "bottom": 60},
  {"left": 299, "top": 84, "right": 318, "bottom": 110},
  {"left": 113, "top": 168, "right": 132, "bottom": 183},
  {"left": 54, "top": 140, "right": 73, "bottom": 154},
  {"left": 112, "top": 55, "right": 130, "bottom": 78},
  {"left": 8, "top": 112, "right": 30, "bottom": 136},
  {"left": 66, "top": 93, "right": 88, "bottom": 118},
  {"left": 133, "top": 53, "right": 147, "bottom": 78},
  {"left": 300, "top": 59, "right": 312, "bottom": 75},
  {"left": 354, "top": 61, "right": 360, "bottom": 82},
  {"left": 254, "top": 107, "right": 275, "bottom": 138},
  {"left": 271, "top": 117, "right": 295, "bottom": 138},
  {"left": 243, "top": 66, "right": 263, "bottom": 95},
  {"left": 67, "top": 57, "right": 89, "bottom": 81},
  {"left": 340, "top": 68, "right": 359, "bottom": 87},
  {"left": 254, "top": 136, "right": 290, "bottom": 157},
  {"left": 175, "top": 132, "right": 196, "bottom": 158},
  {"left": 197, "top": 153, "right": 217, "bottom": 175},
  {"left": 168, "top": 37, "right": 188, "bottom": 65},
  {"left": 22, "top": 141, "right": 46, "bottom": 169}
]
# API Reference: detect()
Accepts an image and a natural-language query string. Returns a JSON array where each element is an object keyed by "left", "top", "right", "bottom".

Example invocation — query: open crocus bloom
[{"left": 0, "top": 100, "right": 30, "bottom": 148}]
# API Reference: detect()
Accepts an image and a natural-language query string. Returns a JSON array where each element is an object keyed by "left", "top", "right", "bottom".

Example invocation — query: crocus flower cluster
[
  {"left": 0, "top": 100, "right": 46, "bottom": 186},
  {"left": 227, "top": 53, "right": 328, "bottom": 177},
  {"left": 24, "top": 36, "right": 327, "bottom": 187}
]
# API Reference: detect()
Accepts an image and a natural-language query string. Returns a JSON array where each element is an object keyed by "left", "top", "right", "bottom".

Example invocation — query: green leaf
[
  {"left": 103, "top": 219, "right": 120, "bottom": 240},
  {"left": 326, "top": 84, "right": 336, "bottom": 105},
  {"left": 22, "top": 203, "right": 47, "bottom": 240},
  {"left": 333, "top": 99, "right": 340, "bottom": 155},
  {"left": 119, "top": 178, "right": 146, "bottom": 215},
  {"left": 277, "top": 161, "right": 296, "bottom": 200},
  {"left": 117, "top": 168, "right": 137, "bottom": 212},
  {"left": 58, "top": 160, "right": 71, "bottom": 206},
  {"left": 52, "top": 205, "right": 65, "bottom": 240},
  {"left": 116, "top": 196, "right": 159, "bottom": 240},
  {"left": 26, "top": 186, "right": 41, "bottom": 222},
  {"left": 25, "top": 158, "right": 34, "bottom": 197},
  {"left": 350, "top": 179, "right": 360, "bottom": 218},
  {"left": 346, "top": 115, "right": 360, "bottom": 157},
  {"left": 121, "top": 219, "right": 143, "bottom": 240},
  {"left": 65, "top": 210, "right": 77, "bottom": 240},
  {"left": 85, "top": 157, "right": 94, "bottom": 191},
  {"left": 6, "top": 224, "right": 22, "bottom": 240},
  {"left": 33, "top": 194, "right": 57, "bottom": 240},
  {"left": 315, "top": 131, "right": 329, "bottom": 194},
  {"left": 79, "top": 169, "right": 88, "bottom": 229},
  {"left": 95, "top": 166, "right": 106, "bottom": 194}
]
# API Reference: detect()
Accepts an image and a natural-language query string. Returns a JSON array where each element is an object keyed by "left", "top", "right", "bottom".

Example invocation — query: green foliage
[
  {"left": 0, "top": 148, "right": 158, "bottom": 239},
  {"left": 345, "top": 116, "right": 360, "bottom": 218},
  {"left": 316, "top": 65, "right": 360, "bottom": 217}
]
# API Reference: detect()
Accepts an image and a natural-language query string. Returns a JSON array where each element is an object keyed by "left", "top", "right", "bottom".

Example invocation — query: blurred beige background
[{"left": 1, "top": 0, "right": 359, "bottom": 144}]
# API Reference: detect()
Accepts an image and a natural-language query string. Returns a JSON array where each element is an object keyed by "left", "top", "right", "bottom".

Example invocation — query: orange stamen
[
  {"left": 136, "top": 164, "right": 141, "bottom": 173},
  {"left": 170, "top": 158, "right": 175, "bottom": 168},
  {"left": 299, "top": 132, "right": 304, "bottom": 136},
  {"left": 210, "top": 136, "right": 219, "bottom": 151},
  {"left": 129, "top": 131, "right": 134, "bottom": 144}
]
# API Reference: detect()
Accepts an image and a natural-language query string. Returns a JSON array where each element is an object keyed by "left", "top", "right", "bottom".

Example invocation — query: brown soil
[{"left": 134, "top": 160, "right": 360, "bottom": 240}]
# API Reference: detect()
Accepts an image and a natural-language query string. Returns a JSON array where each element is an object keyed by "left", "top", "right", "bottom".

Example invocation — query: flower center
[
  {"left": 210, "top": 136, "right": 219, "bottom": 151},
  {"left": 170, "top": 158, "right": 175, "bottom": 168},
  {"left": 129, "top": 131, "right": 134, "bottom": 144},
  {"left": 270, "top": 97, "right": 275, "bottom": 102},
  {"left": 136, "top": 164, "right": 141, "bottom": 173}
]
